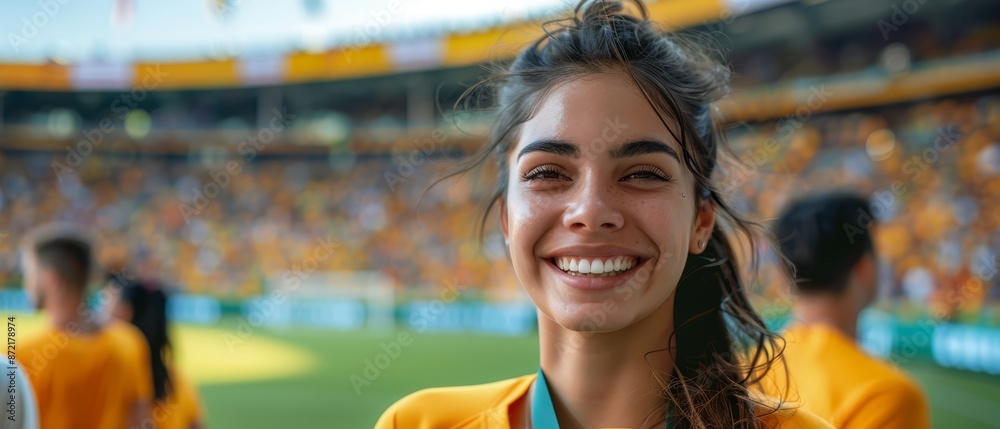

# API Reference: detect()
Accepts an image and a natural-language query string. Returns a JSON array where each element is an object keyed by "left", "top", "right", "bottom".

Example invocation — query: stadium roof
[
  {"left": 1, "top": 0, "right": 574, "bottom": 63},
  {"left": 0, "top": 0, "right": 795, "bottom": 90}
]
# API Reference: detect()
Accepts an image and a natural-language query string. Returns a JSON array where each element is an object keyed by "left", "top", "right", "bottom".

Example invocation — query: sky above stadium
[{"left": 1, "top": 0, "right": 573, "bottom": 63}]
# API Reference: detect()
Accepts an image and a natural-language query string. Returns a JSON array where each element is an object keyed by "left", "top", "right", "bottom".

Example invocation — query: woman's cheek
[
  {"left": 507, "top": 196, "right": 542, "bottom": 268},
  {"left": 511, "top": 190, "right": 554, "bottom": 234},
  {"left": 642, "top": 203, "right": 689, "bottom": 261}
]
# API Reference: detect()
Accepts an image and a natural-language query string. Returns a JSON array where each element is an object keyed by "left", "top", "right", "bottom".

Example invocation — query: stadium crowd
[
  {"left": 726, "top": 94, "right": 1000, "bottom": 317},
  {"left": 726, "top": 10, "right": 1000, "bottom": 87},
  {"left": 0, "top": 146, "right": 518, "bottom": 299},
  {"left": 0, "top": 94, "right": 997, "bottom": 313}
]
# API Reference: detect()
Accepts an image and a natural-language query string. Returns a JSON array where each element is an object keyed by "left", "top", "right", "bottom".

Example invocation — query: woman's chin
[
  {"left": 545, "top": 304, "right": 638, "bottom": 334},
  {"left": 535, "top": 289, "right": 675, "bottom": 335}
]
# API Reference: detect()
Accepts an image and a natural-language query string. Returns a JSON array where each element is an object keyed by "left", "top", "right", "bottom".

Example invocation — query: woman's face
[{"left": 501, "top": 73, "right": 715, "bottom": 332}]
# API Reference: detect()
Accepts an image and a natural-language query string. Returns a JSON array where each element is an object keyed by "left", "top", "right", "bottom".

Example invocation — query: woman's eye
[
  {"left": 522, "top": 167, "right": 565, "bottom": 181},
  {"left": 521, "top": 165, "right": 670, "bottom": 182},
  {"left": 623, "top": 167, "right": 670, "bottom": 182}
]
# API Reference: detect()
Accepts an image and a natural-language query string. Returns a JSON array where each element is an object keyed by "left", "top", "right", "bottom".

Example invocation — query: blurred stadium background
[{"left": 1, "top": 0, "right": 999, "bottom": 427}]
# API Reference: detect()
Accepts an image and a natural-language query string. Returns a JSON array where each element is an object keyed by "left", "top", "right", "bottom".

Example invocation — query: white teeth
[
  {"left": 592, "top": 259, "right": 604, "bottom": 274},
  {"left": 553, "top": 256, "right": 639, "bottom": 276}
]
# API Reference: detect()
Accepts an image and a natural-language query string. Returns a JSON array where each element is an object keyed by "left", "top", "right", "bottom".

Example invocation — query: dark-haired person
[
  {"left": 18, "top": 226, "right": 153, "bottom": 429},
  {"left": 105, "top": 277, "right": 206, "bottom": 429},
  {"left": 376, "top": 1, "right": 832, "bottom": 428},
  {"left": 761, "top": 192, "right": 930, "bottom": 428}
]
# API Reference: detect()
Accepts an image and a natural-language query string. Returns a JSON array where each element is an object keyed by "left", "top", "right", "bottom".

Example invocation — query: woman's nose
[{"left": 561, "top": 173, "right": 624, "bottom": 232}]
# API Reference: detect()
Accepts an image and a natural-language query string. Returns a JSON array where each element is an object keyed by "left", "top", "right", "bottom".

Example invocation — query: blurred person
[
  {"left": 377, "top": 1, "right": 831, "bottom": 428},
  {"left": 763, "top": 192, "right": 930, "bottom": 428},
  {"left": 18, "top": 226, "right": 153, "bottom": 429},
  {"left": 105, "top": 276, "right": 205, "bottom": 429}
]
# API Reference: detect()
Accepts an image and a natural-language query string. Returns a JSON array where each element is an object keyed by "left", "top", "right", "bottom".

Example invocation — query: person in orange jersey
[
  {"left": 105, "top": 275, "right": 205, "bottom": 429},
  {"left": 18, "top": 226, "right": 153, "bottom": 429},
  {"left": 762, "top": 192, "right": 930, "bottom": 428},
  {"left": 376, "top": 1, "right": 833, "bottom": 427}
]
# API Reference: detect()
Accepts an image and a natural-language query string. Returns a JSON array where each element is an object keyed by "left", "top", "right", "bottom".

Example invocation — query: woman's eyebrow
[
  {"left": 609, "top": 139, "right": 680, "bottom": 162},
  {"left": 517, "top": 138, "right": 579, "bottom": 160},
  {"left": 516, "top": 138, "right": 680, "bottom": 163}
]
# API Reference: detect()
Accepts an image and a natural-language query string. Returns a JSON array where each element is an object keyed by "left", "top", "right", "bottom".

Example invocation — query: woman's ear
[{"left": 690, "top": 199, "right": 716, "bottom": 254}]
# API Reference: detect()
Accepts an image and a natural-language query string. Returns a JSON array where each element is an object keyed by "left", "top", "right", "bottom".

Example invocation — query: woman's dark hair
[
  {"left": 113, "top": 278, "right": 173, "bottom": 402},
  {"left": 427, "top": 1, "right": 790, "bottom": 427}
]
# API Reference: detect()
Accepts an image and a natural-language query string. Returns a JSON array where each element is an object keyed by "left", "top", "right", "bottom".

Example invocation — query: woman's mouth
[{"left": 548, "top": 256, "right": 643, "bottom": 277}]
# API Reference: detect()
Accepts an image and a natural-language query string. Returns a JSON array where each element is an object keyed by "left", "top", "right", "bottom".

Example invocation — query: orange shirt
[
  {"left": 759, "top": 323, "right": 930, "bottom": 429},
  {"left": 376, "top": 374, "right": 833, "bottom": 428},
  {"left": 153, "top": 370, "right": 205, "bottom": 429},
  {"left": 20, "top": 320, "right": 154, "bottom": 429}
]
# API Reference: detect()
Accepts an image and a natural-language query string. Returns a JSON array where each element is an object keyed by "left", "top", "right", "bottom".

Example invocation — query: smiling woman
[{"left": 375, "top": 1, "right": 833, "bottom": 428}]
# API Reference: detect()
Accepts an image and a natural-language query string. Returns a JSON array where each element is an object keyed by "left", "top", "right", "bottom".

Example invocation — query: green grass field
[{"left": 188, "top": 318, "right": 1000, "bottom": 429}]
